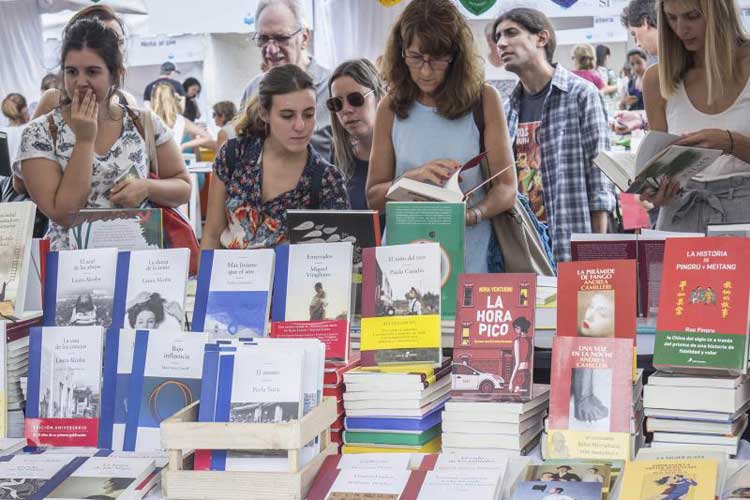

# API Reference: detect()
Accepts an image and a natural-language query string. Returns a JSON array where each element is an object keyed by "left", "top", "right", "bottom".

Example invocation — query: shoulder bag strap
[
  {"left": 47, "top": 113, "right": 58, "bottom": 153},
  {"left": 123, "top": 106, "right": 159, "bottom": 177}
]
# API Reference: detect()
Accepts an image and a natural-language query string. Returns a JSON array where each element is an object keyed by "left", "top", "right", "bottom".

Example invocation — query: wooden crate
[{"left": 160, "top": 397, "right": 339, "bottom": 500}]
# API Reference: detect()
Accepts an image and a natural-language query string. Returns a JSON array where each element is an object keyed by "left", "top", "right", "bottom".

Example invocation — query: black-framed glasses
[
  {"left": 326, "top": 89, "right": 375, "bottom": 112},
  {"left": 252, "top": 27, "right": 303, "bottom": 47},
  {"left": 403, "top": 51, "right": 453, "bottom": 71}
]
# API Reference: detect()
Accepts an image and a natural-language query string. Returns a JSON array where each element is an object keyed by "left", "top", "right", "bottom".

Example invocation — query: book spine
[
  {"left": 110, "top": 252, "right": 131, "bottom": 330},
  {"left": 209, "top": 353, "right": 235, "bottom": 471},
  {"left": 191, "top": 249, "right": 214, "bottom": 332},
  {"left": 305, "top": 456, "right": 342, "bottom": 500},
  {"left": 194, "top": 345, "right": 221, "bottom": 470},
  {"left": 24, "top": 327, "right": 43, "bottom": 418},
  {"left": 373, "top": 212, "right": 382, "bottom": 246},
  {"left": 270, "top": 245, "right": 290, "bottom": 322},
  {"left": 360, "top": 248, "right": 376, "bottom": 317},
  {"left": 400, "top": 470, "right": 428, "bottom": 500},
  {"left": 97, "top": 327, "right": 121, "bottom": 449},
  {"left": 123, "top": 330, "right": 150, "bottom": 451},
  {"left": 41, "top": 252, "right": 58, "bottom": 326}
]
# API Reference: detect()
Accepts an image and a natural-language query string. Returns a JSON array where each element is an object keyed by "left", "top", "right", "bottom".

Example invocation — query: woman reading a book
[
  {"left": 642, "top": 0, "right": 750, "bottom": 232},
  {"left": 13, "top": 19, "right": 191, "bottom": 251},
  {"left": 201, "top": 65, "right": 349, "bottom": 249},
  {"left": 365, "top": 0, "right": 517, "bottom": 274}
]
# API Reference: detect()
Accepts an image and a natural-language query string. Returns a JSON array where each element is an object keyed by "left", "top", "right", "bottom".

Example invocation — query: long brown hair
[
  {"left": 328, "top": 59, "right": 385, "bottom": 178},
  {"left": 236, "top": 64, "right": 314, "bottom": 139},
  {"left": 382, "top": 0, "right": 484, "bottom": 120}
]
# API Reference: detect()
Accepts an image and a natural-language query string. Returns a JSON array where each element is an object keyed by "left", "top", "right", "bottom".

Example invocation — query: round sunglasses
[{"left": 326, "top": 89, "right": 375, "bottom": 112}]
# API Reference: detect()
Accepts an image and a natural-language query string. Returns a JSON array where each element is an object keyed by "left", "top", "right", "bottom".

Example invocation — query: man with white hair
[{"left": 240, "top": 0, "right": 333, "bottom": 159}]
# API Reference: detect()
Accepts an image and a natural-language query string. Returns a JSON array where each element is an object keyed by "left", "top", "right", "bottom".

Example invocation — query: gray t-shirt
[{"left": 240, "top": 59, "right": 333, "bottom": 160}]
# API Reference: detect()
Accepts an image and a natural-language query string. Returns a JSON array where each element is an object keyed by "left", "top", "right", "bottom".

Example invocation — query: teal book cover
[{"left": 385, "top": 202, "right": 465, "bottom": 320}]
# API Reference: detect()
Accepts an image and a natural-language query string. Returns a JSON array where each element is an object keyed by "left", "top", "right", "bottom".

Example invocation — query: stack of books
[
  {"left": 340, "top": 361, "right": 451, "bottom": 454},
  {"left": 643, "top": 373, "right": 750, "bottom": 456},
  {"left": 442, "top": 385, "right": 549, "bottom": 454},
  {"left": 324, "top": 357, "right": 360, "bottom": 451},
  {"left": 6, "top": 317, "right": 42, "bottom": 438}
]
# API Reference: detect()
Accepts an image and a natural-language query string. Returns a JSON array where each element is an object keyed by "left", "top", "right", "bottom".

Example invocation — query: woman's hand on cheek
[{"left": 110, "top": 178, "right": 149, "bottom": 207}]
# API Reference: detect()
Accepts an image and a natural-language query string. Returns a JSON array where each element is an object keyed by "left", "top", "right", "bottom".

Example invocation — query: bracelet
[
  {"left": 727, "top": 130, "right": 735, "bottom": 155},
  {"left": 472, "top": 207, "right": 483, "bottom": 225}
]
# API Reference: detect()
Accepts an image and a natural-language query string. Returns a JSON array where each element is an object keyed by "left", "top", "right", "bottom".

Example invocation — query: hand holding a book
[
  {"left": 110, "top": 177, "right": 149, "bottom": 208},
  {"left": 640, "top": 177, "right": 681, "bottom": 207},
  {"left": 404, "top": 159, "right": 460, "bottom": 186},
  {"left": 69, "top": 88, "right": 99, "bottom": 143},
  {"left": 673, "top": 128, "right": 734, "bottom": 155}
]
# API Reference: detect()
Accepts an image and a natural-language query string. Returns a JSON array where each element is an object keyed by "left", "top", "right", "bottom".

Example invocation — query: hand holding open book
[{"left": 386, "top": 152, "right": 511, "bottom": 202}]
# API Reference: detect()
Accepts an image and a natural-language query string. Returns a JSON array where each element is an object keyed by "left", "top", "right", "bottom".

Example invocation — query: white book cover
[
  {"left": 195, "top": 249, "right": 275, "bottom": 338},
  {"left": 324, "top": 468, "right": 411, "bottom": 499},
  {"left": 23, "top": 238, "right": 45, "bottom": 313},
  {"left": 337, "top": 454, "right": 412, "bottom": 471},
  {"left": 0, "top": 322, "right": 5, "bottom": 438},
  {"left": 123, "top": 248, "right": 189, "bottom": 330},
  {"left": 49, "top": 249, "right": 119, "bottom": 328},
  {"left": 0, "top": 201, "right": 36, "bottom": 315},
  {"left": 0, "top": 454, "right": 78, "bottom": 500},
  {"left": 284, "top": 242, "right": 353, "bottom": 322},
  {"left": 417, "top": 467, "right": 502, "bottom": 500},
  {"left": 45, "top": 456, "right": 155, "bottom": 500}
]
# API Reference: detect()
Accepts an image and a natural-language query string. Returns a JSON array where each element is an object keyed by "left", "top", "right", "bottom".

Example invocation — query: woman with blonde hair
[
  {"left": 572, "top": 44, "right": 605, "bottom": 90},
  {"left": 150, "top": 82, "right": 212, "bottom": 152},
  {"left": 642, "top": 0, "right": 750, "bottom": 231},
  {"left": 366, "top": 0, "right": 517, "bottom": 273}
]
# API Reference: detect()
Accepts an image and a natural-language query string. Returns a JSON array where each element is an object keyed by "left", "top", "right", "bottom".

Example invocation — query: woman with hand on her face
[
  {"left": 13, "top": 18, "right": 191, "bottom": 250},
  {"left": 201, "top": 64, "right": 349, "bottom": 250},
  {"left": 643, "top": 0, "right": 750, "bottom": 232},
  {"left": 366, "top": 0, "right": 517, "bottom": 274}
]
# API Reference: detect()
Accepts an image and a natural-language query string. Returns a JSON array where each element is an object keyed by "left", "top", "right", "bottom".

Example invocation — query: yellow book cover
[
  {"left": 620, "top": 459, "right": 717, "bottom": 500},
  {"left": 547, "top": 430, "right": 631, "bottom": 461},
  {"left": 342, "top": 437, "right": 441, "bottom": 454},
  {"left": 355, "top": 363, "right": 437, "bottom": 375}
]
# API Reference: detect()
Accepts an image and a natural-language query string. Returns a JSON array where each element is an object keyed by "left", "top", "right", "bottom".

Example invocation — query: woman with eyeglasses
[
  {"left": 328, "top": 59, "right": 385, "bottom": 227},
  {"left": 201, "top": 65, "right": 349, "bottom": 250},
  {"left": 366, "top": 0, "right": 517, "bottom": 273}
]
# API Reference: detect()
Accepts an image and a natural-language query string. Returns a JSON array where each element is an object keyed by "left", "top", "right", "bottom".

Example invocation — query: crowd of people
[{"left": 1, "top": 0, "right": 749, "bottom": 269}]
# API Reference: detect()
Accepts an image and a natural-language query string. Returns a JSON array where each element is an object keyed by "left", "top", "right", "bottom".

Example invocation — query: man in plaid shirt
[{"left": 493, "top": 8, "right": 616, "bottom": 262}]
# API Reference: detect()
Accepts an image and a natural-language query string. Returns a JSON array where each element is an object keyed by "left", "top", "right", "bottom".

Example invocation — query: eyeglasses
[
  {"left": 403, "top": 52, "right": 453, "bottom": 71},
  {"left": 252, "top": 27, "right": 303, "bottom": 47},
  {"left": 326, "top": 89, "right": 375, "bottom": 112}
]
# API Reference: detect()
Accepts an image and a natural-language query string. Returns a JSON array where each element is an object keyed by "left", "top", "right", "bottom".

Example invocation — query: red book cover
[
  {"left": 323, "top": 385, "right": 344, "bottom": 400},
  {"left": 270, "top": 320, "right": 349, "bottom": 362},
  {"left": 620, "top": 193, "right": 652, "bottom": 230},
  {"left": 557, "top": 260, "right": 637, "bottom": 339},
  {"left": 654, "top": 237, "right": 750, "bottom": 372},
  {"left": 549, "top": 336, "right": 634, "bottom": 432},
  {"left": 451, "top": 274, "right": 536, "bottom": 399},
  {"left": 323, "top": 357, "right": 361, "bottom": 386}
]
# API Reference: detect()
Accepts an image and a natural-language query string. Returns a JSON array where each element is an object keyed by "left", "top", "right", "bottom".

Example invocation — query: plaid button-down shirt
[{"left": 505, "top": 64, "right": 616, "bottom": 263}]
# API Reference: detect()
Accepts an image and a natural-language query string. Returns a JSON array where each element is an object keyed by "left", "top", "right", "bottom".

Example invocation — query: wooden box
[{"left": 160, "top": 397, "right": 339, "bottom": 500}]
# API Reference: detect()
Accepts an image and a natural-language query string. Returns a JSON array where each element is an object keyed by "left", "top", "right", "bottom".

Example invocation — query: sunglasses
[{"left": 326, "top": 89, "right": 375, "bottom": 112}]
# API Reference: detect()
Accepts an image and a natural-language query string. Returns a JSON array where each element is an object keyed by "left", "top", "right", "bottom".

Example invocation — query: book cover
[
  {"left": 67, "top": 208, "right": 163, "bottom": 251},
  {"left": 557, "top": 260, "right": 636, "bottom": 338},
  {"left": 43, "top": 249, "right": 119, "bottom": 329},
  {"left": 452, "top": 273, "right": 536, "bottom": 399},
  {"left": 385, "top": 202, "right": 464, "bottom": 320},
  {"left": 270, "top": 242, "right": 353, "bottom": 361},
  {"left": 360, "top": 243, "right": 442, "bottom": 367},
  {"left": 115, "top": 248, "right": 190, "bottom": 331},
  {"left": 547, "top": 336, "right": 634, "bottom": 460},
  {"left": 192, "top": 249, "right": 275, "bottom": 337},
  {"left": 320, "top": 468, "right": 412, "bottom": 500},
  {"left": 44, "top": 456, "right": 155, "bottom": 500},
  {"left": 0, "top": 201, "right": 37, "bottom": 317},
  {"left": 0, "top": 323, "right": 5, "bottom": 437},
  {"left": 620, "top": 459, "right": 717, "bottom": 500},
  {"left": 526, "top": 463, "right": 611, "bottom": 489},
  {"left": 287, "top": 209, "right": 381, "bottom": 328},
  {"left": 0, "top": 454, "right": 80, "bottom": 500},
  {"left": 25, "top": 326, "right": 105, "bottom": 447},
  {"left": 510, "top": 481, "right": 602, "bottom": 500},
  {"left": 655, "top": 237, "right": 750, "bottom": 373}
]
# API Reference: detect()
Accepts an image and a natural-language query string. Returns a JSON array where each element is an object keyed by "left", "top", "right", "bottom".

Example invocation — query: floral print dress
[
  {"left": 213, "top": 135, "right": 350, "bottom": 248},
  {"left": 14, "top": 107, "right": 173, "bottom": 250}
]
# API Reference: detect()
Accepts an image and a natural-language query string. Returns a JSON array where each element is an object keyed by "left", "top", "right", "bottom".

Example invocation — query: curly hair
[
  {"left": 127, "top": 293, "right": 166, "bottom": 328},
  {"left": 381, "top": 0, "right": 484, "bottom": 120}
]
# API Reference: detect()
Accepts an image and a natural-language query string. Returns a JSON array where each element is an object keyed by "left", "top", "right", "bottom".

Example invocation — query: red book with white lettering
[
  {"left": 451, "top": 274, "right": 536, "bottom": 400},
  {"left": 556, "top": 260, "right": 637, "bottom": 339}
]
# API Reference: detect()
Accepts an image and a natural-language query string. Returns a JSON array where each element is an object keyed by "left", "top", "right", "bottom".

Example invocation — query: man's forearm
[{"left": 590, "top": 210, "right": 608, "bottom": 233}]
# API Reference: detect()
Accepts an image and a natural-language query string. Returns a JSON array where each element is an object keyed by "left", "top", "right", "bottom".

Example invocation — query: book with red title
[
  {"left": 654, "top": 237, "right": 750, "bottom": 373},
  {"left": 557, "top": 260, "right": 637, "bottom": 339},
  {"left": 451, "top": 273, "right": 536, "bottom": 400}
]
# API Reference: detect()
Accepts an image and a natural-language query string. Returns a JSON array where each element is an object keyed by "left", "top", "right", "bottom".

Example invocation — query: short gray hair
[{"left": 255, "top": 0, "right": 307, "bottom": 29}]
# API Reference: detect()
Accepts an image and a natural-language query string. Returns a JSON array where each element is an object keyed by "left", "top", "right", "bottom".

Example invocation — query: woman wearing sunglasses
[
  {"left": 366, "top": 0, "right": 517, "bottom": 273},
  {"left": 201, "top": 64, "right": 350, "bottom": 250},
  {"left": 328, "top": 59, "right": 385, "bottom": 226}
]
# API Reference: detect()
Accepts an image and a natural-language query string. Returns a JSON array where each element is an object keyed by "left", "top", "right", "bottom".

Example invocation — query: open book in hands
[
  {"left": 594, "top": 131, "right": 723, "bottom": 194},
  {"left": 386, "top": 152, "right": 509, "bottom": 202}
]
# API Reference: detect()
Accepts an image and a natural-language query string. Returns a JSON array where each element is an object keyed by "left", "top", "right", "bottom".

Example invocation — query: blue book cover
[
  {"left": 192, "top": 249, "right": 275, "bottom": 337},
  {"left": 344, "top": 404, "right": 444, "bottom": 432},
  {"left": 42, "top": 249, "right": 119, "bottom": 328}
]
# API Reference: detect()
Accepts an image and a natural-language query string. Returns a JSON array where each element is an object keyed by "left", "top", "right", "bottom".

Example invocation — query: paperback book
[
  {"left": 360, "top": 243, "right": 442, "bottom": 367},
  {"left": 192, "top": 249, "right": 275, "bottom": 337},
  {"left": 0, "top": 453, "right": 79, "bottom": 500},
  {"left": 25, "top": 326, "right": 105, "bottom": 447},
  {"left": 271, "top": 242, "right": 353, "bottom": 361},
  {"left": 43, "top": 456, "right": 155, "bottom": 500},
  {"left": 385, "top": 202, "right": 464, "bottom": 320},
  {"left": 452, "top": 273, "right": 536, "bottom": 399},
  {"left": 620, "top": 458, "right": 717, "bottom": 500},
  {"left": 0, "top": 201, "right": 37, "bottom": 317},
  {"left": 654, "top": 237, "right": 750, "bottom": 373},
  {"left": 67, "top": 208, "right": 163, "bottom": 250},
  {"left": 43, "top": 249, "right": 120, "bottom": 328}
]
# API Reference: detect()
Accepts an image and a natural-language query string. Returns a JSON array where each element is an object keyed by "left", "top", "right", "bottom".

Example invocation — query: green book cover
[
  {"left": 343, "top": 423, "right": 441, "bottom": 446},
  {"left": 385, "top": 202, "right": 465, "bottom": 320}
]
